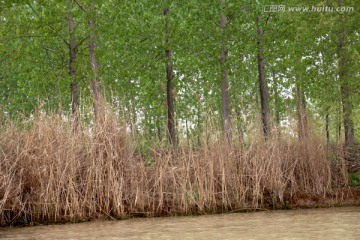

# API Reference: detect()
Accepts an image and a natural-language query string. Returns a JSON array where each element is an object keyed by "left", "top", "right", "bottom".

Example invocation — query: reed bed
[{"left": 0, "top": 112, "right": 346, "bottom": 226}]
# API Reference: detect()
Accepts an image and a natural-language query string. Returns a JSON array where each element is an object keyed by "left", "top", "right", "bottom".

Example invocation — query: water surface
[{"left": 1, "top": 207, "right": 359, "bottom": 239}]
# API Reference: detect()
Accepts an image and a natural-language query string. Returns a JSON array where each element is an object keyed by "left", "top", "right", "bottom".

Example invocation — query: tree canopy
[{"left": 1, "top": 0, "right": 359, "bottom": 145}]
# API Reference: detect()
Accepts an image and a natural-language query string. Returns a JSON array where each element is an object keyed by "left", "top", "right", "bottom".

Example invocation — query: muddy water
[{"left": 1, "top": 207, "right": 359, "bottom": 240}]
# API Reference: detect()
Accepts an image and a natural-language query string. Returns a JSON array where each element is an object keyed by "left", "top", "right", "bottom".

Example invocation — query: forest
[{"left": 0, "top": 0, "right": 359, "bottom": 226}]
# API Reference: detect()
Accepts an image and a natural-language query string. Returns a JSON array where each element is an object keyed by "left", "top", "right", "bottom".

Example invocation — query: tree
[
  {"left": 337, "top": 0, "right": 354, "bottom": 146},
  {"left": 164, "top": 7, "right": 176, "bottom": 145},
  {"left": 256, "top": 15, "right": 271, "bottom": 139},
  {"left": 67, "top": 11, "right": 79, "bottom": 131}
]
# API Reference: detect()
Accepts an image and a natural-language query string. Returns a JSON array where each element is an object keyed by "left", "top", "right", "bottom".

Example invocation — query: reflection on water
[{"left": 1, "top": 207, "right": 359, "bottom": 240}]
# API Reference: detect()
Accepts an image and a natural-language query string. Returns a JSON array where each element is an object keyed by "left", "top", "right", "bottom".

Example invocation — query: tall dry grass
[{"left": 0, "top": 112, "right": 346, "bottom": 226}]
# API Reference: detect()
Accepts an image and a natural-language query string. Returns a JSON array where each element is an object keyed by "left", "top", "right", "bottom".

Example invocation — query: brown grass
[{"left": 0, "top": 112, "right": 349, "bottom": 226}]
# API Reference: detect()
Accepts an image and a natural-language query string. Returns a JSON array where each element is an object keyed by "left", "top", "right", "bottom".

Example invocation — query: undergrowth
[{"left": 0, "top": 111, "right": 350, "bottom": 226}]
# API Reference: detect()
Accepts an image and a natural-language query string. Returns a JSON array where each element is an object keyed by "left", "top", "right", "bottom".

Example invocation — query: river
[{"left": 1, "top": 207, "right": 359, "bottom": 239}]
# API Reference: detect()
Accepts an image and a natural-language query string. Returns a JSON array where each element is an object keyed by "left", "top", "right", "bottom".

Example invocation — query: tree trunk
[
  {"left": 164, "top": 7, "right": 176, "bottom": 145},
  {"left": 197, "top": 98, "right": 202, "bottom": 146},
  {"left": 220, "top": 0, "right": 232, "bottom": 144},
  {"left": 272, "top": 69, "right": 281, "bottom": 135},
  {"left": 257, "top": 16, "right": 271, "bottom": 139},
  {"left": 338, "top": 0, "right": 354, "bottom": 146},
  {"left": 336, "top": 106, "right": 342, "bottom": 143},
  {"left": 234, "top": 106, "right": 244, "bottom": 145},
  {"left": 325, "top": 109, "right": 330, "bottom": 144},
  {"left": 185, "top": 115, "right": 190, "bottom": 145},
  {"left": 130, "top": 96, "right": 138, "bottom": 136},
  {"left": 67, "top": 14, "right": 79, "bottom": 132},
  {"left": 296, "top": 80, "right": 307, "bottom": 140},
  {"left": 88, "top": 0, "right": 102, "bottom": 124}
]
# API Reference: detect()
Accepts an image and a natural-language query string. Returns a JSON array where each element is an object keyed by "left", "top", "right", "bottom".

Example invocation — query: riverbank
[
  {"left": 1, "top": 114, "right": 359, "bottom": 227},
  {"left": 2, "top": 187, "right": 360, "bottom": 227},
  {"left": 271, "top": 186, "right": 360, "bottom": 210}
]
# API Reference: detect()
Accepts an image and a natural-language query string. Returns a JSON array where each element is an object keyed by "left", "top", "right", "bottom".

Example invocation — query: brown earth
[{"left": 285, "top": 186, "right": 360, "bottom": 209}]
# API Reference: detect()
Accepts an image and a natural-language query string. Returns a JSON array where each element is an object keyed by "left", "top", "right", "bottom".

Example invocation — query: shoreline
[{"left": 2, "top": 186, "right": 359, "bottom": 228}]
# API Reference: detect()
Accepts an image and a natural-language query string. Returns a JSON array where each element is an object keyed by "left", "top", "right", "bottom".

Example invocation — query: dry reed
[{"left": 0, "top": 112, "right": 347, "bottom": 226}]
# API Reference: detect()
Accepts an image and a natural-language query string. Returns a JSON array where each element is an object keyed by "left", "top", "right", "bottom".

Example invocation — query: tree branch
[
  {"left": 75, "top": 36, "right": 89, "bottom": 49},
  {"left": 74, "top": 0, "right": 86, "bottom": 12},
  {"left": 27, "top": 2, "right": 54, "bottom": 30}
]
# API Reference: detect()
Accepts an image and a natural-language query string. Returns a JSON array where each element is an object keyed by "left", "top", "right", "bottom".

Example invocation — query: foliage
[
  {"left": 0, "top": 0, "right": 359, "bottom": 142},
  {"left": 349, "top": 172, "right": 359, "bottom": 187}
]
